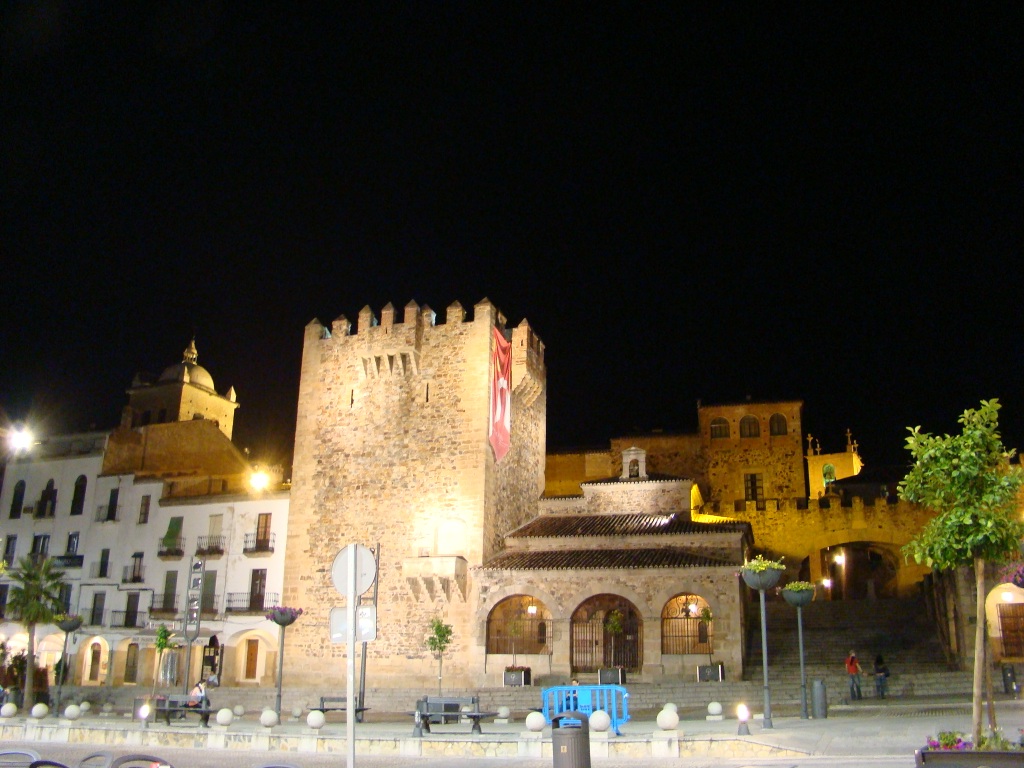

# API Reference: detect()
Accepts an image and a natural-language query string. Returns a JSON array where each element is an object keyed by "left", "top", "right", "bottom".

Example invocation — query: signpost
[
  {"left": 183, "top": 558, "right": 204, "bottom": 694},
  {"left": 331, "top": 544, "right": 377, "bottom": 768}
]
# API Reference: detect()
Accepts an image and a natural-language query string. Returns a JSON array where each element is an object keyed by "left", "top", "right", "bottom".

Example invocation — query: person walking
[
  {"left": 874, "top": 654, "right": 890, "bottom": 699},
  {"left": 845, "top": 650, "right": 863, "bottom": 700}
]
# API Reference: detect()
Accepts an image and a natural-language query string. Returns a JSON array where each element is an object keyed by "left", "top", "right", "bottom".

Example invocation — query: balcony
[
  {"left": 121, "top": 565, "right": 146, "bottom": 584},
  {"left": 89, "top": 562, "right": 113, "bottom": 579},
  {"left": 150, "top": 594, "right": 178, "bottom": 617},
  {"left": 86, "top": 609, "right": 105, "bottom": 627},
  {"left": 51, "top": 554, "right": 84, "bottom": 569},
  {"left": 195, "top": 535, "right": 225, "bottom": 558},
  {"left": 157, "top": 536, "right": 185, "bottom": 559},
  {"left": 225, "top": 591, "right": 278, "bottom": 614},
  {"left": 243, "top": 532, "right": 275, "bottom": 556},
  {"left": 110, "top": 610, "right": 148, "bottom": 629},
  {"left": 95, "top": 504, "right": 121, "bottom": 523}
]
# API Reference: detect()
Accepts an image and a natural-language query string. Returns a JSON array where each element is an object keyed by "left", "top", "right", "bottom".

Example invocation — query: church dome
[{"left": 158, "top": 340, "right": 215, "bottom": 390}]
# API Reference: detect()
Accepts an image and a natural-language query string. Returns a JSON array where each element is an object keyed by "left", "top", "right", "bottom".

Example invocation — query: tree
[
  {"left": 152, "top": 625, "right": 174, "bottom": 698},
  {"left": 900, "top": 399, "right": 1024, "bottom": 746},
  {"left": 7, "top": 556, "right": 66, "bottom": 708},
  {"left": 604, "top": 609, "right": 625, "bottom": 667},
  {"left": 425, "top": 617, "right": 453, "bottom": 696}
]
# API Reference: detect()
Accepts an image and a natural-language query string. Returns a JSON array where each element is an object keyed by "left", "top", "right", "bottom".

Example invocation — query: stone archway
[
  {"left": 570, "top": 594, "right": 642, "bottom": 673},
  {"left": 819, "top": 542, "right": 901, "bottom": 600}
]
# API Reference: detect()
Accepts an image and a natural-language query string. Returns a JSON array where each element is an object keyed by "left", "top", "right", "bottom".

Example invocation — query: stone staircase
[{"left": 742, "top": 594, "right": 971, "bottom": 702}]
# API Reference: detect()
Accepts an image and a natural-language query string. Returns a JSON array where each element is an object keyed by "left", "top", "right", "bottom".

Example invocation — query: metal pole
[
  {"left": 358, "top": 542, "right": 379, "bottom": 723},
  {"left": 759, "top": 588, "right": 773, "bottom": 728},
  {"left": 797, "top": 605, "right": 808, "bottom": 719},
  {"left": 275, "top": 624, "right": 286, "bottom": 716},
  {"left": 54, "top": 631, "right": 69, "bottom": 716},
  {"left": 346, "top": 545, "right": 356, "bottom": 768},
  {"left": 183, "top": 640, "right": 193, "bottom": 695}
]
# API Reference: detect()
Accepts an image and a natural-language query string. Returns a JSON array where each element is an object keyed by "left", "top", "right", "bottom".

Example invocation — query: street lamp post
[
  {"left": 782, "top": 587, "right": 814, "bottom": 719},
  {"left": 54, "top": 615, "right": 83, "bottom": 716},
  {"left": 740, "top": 565, "right": 783, "bottom": 729}
]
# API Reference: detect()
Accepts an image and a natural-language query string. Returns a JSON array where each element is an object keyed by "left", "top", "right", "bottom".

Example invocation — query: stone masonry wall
[{"left": 283, "top": 300, "right": 545, "bottom": 689}]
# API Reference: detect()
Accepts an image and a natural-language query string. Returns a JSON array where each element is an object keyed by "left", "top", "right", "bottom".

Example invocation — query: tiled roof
[
  {"left": 481, "top": 547, "right": 735, "bottom": 571},
  {"left": 509, "top": 513, "right": 749, "bottom": 538}
]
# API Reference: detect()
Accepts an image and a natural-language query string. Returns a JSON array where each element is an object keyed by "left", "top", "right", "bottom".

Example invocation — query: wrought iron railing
[
  {"left": 157, "top": 536, "right": 185, "bottom": 558},
  {"left": 86, "top": 608, "right": 105, "bottom": 626},
  {"left": 150, "top": 594, "right": 178, "bottom": 615},
  {"left": 195, "top": 535, "right": 226, "bottom": 555},
  {"left": 225, "top": 591, "right": 279, "bottom": 613},
  {"left": 95, "top": 504, "right": 121, "bottom": 522},
  {"left": 243, "top": 532, "right": 275, "bottom": 554},
  {"left": 90, "top": 562, "right": 112, "bottom": 579},
  {"left": 660, "top": 617, "right": 713, "bottom": 655},
  {"left": 110, "top": 611, "right": 148, "bottom": 629},
  {"left": 121, "top": 565, "right": 146, "bottom": 583}
]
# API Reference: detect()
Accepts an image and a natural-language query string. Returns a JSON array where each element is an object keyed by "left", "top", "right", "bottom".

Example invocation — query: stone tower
[{"left": 282, "top": 298, "right": 546, "bottom": 687}]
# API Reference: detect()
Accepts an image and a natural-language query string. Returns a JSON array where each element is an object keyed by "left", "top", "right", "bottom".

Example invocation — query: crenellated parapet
[{"left": 511, "top": 318, "right": 546, "bottom": 407}]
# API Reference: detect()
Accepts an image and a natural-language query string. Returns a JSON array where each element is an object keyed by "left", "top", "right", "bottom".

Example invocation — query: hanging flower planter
[
  {"left": 782, "top": 582, "right": 815, "bottom": 608},
  {"left": 740, "top": 555, "right": 784, "bottom": 591},
  {"left": 56, "top": 615, "right": 84, "bottom": 633},
  {"left": 267, "top": 606, "right": 303, "bottom": 627}
]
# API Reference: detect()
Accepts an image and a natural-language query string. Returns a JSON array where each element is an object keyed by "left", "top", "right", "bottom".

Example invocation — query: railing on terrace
[
  {"left": 195, "top": 535, "right": 226, "bottom": 555},
  {"left": 95, "top": 504, "right": 121, "bottom": 522},
  {"left": 86, "top": 609, "right": 105, "bottom": 626},
  {"left": 110, "top": 611, "right": 148, "bottom": 629},
  {"left": 157, "top": 536, "right": 185, "bottom": 558},
  {"left": 225, "top": 591, "right": 279, "bottom": 613},
  {"left": 243, "top": 532, "right": 275, "bottom": 554},
  {"left": 122, "top": 566, "right": 146, "bottom": 584},
  {"left": 89, "top": 562, "right": 112, "bottom": 579},
  {"left": 150, "top": 594, "right": 178, "bottom": 615}
]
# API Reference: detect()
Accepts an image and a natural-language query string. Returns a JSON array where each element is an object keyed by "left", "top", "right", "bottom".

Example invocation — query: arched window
[
  {"left": 9, "top": 481, "right": 25, "bottom": 519},
  {"left": 39, "top": 479, "right": 57, "bottom": 518},
  {"left": 661, "top": 593, "right": 712, "bottom": 655},
  {"left": 769, "top": 413, "right": 787, "bottom": 436},
  {"left": 739, "top": 416, "right": 760, "bottom": 438},
  {"left": 486, "top": 595, "right": 552, "bottom": 655},
  {"left": 709, "top": 418, "right": 729, "bottom": 439},
  {"left": 70, "top": 475, "right": 87, "bottom": 516}
]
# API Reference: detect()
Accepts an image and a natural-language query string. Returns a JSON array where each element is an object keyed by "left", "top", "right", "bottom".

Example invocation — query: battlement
[{"left": 708, "top": 493, "right": 907, "bottom": 515}]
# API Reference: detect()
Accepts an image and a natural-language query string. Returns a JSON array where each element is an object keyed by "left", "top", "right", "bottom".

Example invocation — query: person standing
[
  {"left": 845, "top": 651, "right": 863, "bottom": 700},
  {"left": 874, "top": 654, "right": 890, "bottom": 699}
]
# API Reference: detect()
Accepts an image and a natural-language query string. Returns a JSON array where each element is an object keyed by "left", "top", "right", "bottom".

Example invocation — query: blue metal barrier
[{"left": 540, "top": 684, "right": 630, "bottom": 735}]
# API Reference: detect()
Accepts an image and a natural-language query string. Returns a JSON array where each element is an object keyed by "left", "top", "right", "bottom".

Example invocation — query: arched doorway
[
  {"left": 822, "top": 542, "right": 900, "bottom": 599},
  {"left": 485, "top": 595, "right": 553, "bottom": 658},
  {"left": 570, "top": 594, "right": 642, "bottom": 673}
]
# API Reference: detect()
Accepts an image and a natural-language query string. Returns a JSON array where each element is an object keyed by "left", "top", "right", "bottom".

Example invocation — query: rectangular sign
[{"left": 330, "top": 606, "right": 377, "bottom": 643}]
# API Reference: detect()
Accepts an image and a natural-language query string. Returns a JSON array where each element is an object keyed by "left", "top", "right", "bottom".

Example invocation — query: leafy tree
[
  {"left": 900, "top": 399, "right": 1024, "bottom": 745},
  {"left": 425, "top": 617, "right": 454, "bottom": 696},
  {"left": 152, "top": 624, "right": 174, "bottom": 697},
  {"left": 605, "top": 609, "right": 625, "bottom": 667},
  {"left": 6, "top": 556, "right": 66, "bottom": 708}
]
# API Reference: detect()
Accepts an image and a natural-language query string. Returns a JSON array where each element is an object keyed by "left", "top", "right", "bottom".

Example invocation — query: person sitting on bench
[{"left": 187, "top": 679, "right": 211, "bottom": 727}]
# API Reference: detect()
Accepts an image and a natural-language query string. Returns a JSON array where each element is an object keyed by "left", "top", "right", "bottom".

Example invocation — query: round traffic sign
[{"left": 331, "top": 543, "right": 377, "bottom": 596}]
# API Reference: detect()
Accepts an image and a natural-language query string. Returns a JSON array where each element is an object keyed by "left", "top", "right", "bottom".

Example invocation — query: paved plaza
[{"left": 2, "top": 695, "right": 1022, "bottom": 767}]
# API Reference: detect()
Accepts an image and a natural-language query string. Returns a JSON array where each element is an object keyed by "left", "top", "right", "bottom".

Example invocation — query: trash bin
[
  {"left": 1002, "top": 664, "right": 1016, "bottom": 694},
  {"left": 552, "top": 711, "right": 591, "bottom": 768},
  {"left": 811, "top": 679, "right": 828, "bottom": 719}
]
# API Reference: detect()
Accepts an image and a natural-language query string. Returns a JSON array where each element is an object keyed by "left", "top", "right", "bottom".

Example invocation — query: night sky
[{"left": 1, "top": 5, "right": 1021, "bottom": 473}]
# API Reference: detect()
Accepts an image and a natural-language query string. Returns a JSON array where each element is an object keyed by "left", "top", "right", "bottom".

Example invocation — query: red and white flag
[{"left": 489, "top": 326, "right": 512, "bottom": 462}]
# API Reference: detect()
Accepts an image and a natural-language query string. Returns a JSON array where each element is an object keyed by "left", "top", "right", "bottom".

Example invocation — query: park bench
[
  {"left": 411, "top": 695, "right": 495, "bottom": 736},
  {"left": 310, "top": 695, "right": 369, "bottom": 723},
  {"left": 154, "top": 694, "right": 211, "bottom": 726}
]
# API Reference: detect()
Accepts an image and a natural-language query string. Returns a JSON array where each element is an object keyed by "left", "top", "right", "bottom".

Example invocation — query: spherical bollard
[
  {"left": 589, "top": 709, "right": 611, "bottom": 732},
  {"left": 260, "top": 709, "right": 279, "bottom": 727},
  {"left": 216, "top": 708, "right": 233, "bottom": 726},
  {"left": 525, "top": 711, "right": 546, "bottom": 732},
  {"left": 31, "top": 703, "right": 49, "bottom": 718},
  {"left": 101, "top": 702, "right": 113, "bottom": 715},
  {"left": 0, "top": 703, "right": 16, "bottom": 718},
  {"left": 306, "top": 709, "right": 326, "bottom": 730},
  {"left": 496, "top": 705, "right": 511, "bottom": 719},
  {"left": 707, "top": 701, "right": 723, "bottom": 716},
  {"left": 664, "top": 702, "right": 678, "bottom": 713},
  {"left": 657, "top": 707, "right": 679, "bottom": 730},
  {"left": 233, "top": 704, "right": 245, "bottom": 717},
  {"left": 63, "top": 704, "right": 81, "bottom": 721},
  {"left": 79, "top": 701, "right": 91, "bottom": 713},
  {"left": 291, "top": 705, "right": 303, "bottom": 720}
]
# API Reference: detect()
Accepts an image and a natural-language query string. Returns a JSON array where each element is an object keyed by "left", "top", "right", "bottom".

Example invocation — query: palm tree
[{"left": 7, "top": 556, "right": 66, "bottom": 708}]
